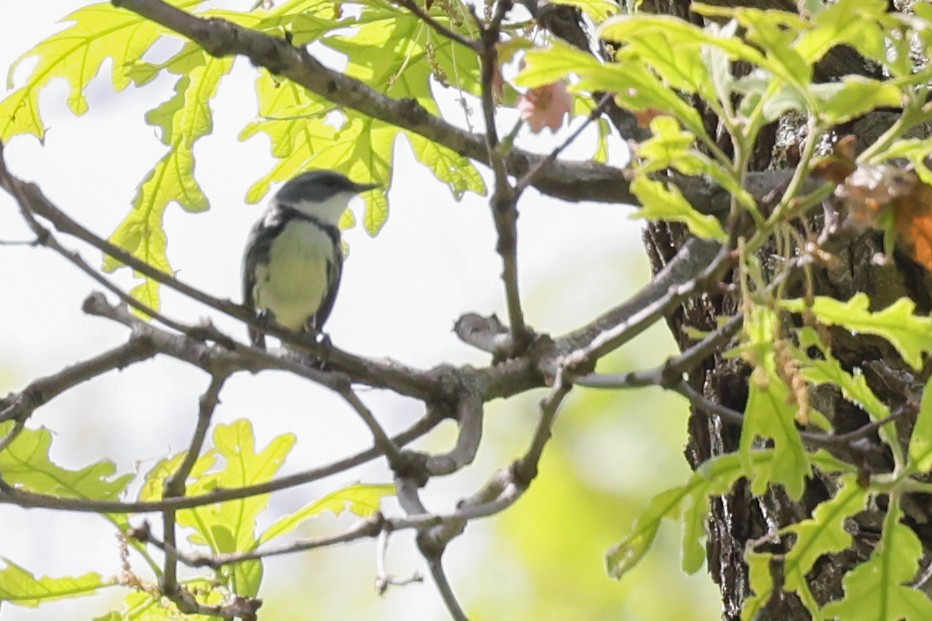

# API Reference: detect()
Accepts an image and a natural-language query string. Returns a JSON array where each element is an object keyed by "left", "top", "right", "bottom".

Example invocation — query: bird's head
[{"left": 274, "top": 170, "right": 379, "bottom": 226}]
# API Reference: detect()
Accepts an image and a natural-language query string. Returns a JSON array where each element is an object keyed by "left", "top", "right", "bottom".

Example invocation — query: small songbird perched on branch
[{"left": 242, "top": 170, "right": 379, "bottom": 347}]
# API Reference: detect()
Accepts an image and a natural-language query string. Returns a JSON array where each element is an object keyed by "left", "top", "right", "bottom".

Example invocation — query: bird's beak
[{"left": 354, "top": 181, "right": 381, "bottom": 193}]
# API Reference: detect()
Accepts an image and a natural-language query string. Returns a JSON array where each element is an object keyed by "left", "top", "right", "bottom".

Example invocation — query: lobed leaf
[
  {"left": 161, "top": 420, "right": 296, "bottom": 597},
  {"left": 550, "top": 0, "right": 619, "bottom": 21},
  {"left": 103, "top": 48, "right": 232, "bottom": 307},
  {"left": 908, "top": 376, "right": 932, "bottom": 472},
  {"left": 743, "top": 474, "right": 868, "bottom": 619},
  {"left": 635, "top": 116, "right": 755, "bottom": 210},
  {"left": 782, "top": 294, "right": 932, "bottom": 369},
  {"left": 822, "top": 497, "right": 932, "bottom": 620},
  {"left": 737, "top": 306, "right": 809, "bottom": 500},
  {"left": 0, "top": 425, "right": 131, "bottom": 500},
  {"left": 811, "top": 77, "right": 903, "bottom": 125},
  {"left": 0, "top": 559, "right": 104, "bottom": 607},
  {"left": 0, "top": 0, "right": 204, "bottom": 142},
  {"left": 795, "top": 0, "right": 889, "bottom": 66},
  {"left": 608, "top": 451, "right": 750, "bottom": 579},
  {"left": 629, "top": 177, "right": 727, "bottom": 241},
  {"left": 404, "top": 132, "right": 486, "bottom": 201},
  {"left": 259, "top": 482, "right": 395, "bottom": 544},
  {"left": 740, "top": 369, "right": 810, "bottom": 500},
  {"left": 795, "top": 329, "right": 889, "bottom": 422}
]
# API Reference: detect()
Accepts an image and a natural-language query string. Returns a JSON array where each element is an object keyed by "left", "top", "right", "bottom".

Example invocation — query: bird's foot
[{"left": 249, "top": 311, "right": 272, "bottom": 349}]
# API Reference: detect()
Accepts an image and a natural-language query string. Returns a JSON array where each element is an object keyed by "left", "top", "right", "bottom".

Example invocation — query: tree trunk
[{"left": 634, "top": 2, "right": 932, "bottom": 618}]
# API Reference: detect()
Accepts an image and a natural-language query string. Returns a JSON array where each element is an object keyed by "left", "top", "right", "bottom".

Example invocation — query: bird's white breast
[{"left": 253, "top": 220, "right": 334, "bottom": 331}]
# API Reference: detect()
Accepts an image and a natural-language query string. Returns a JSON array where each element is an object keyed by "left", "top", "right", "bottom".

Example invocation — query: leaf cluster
[
  {"left": 0, "top": 419, "right": 392, "bottom": 617},
  {"left": 514, "top": 0, "right": 932, "bottom": 616}
]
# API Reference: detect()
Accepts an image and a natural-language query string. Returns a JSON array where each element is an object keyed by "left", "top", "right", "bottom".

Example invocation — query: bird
[{"left": 242, "top": 170, "right": 378, "bottom": 347}]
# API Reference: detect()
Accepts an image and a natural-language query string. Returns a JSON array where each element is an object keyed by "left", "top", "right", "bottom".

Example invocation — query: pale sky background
[{"left": 0, "top": 2, "right": 719, "bottom": 620}]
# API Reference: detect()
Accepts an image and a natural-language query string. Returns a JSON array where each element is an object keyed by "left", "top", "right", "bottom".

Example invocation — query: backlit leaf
[
  {"left": 782, "top": 294, "right": 932, "bottom": 369},
  {"left": 822, "top": 497, "right": 932, "bottom": 620},
  {"left": 260, "top": 482, "right": 395, "bottom": 544},
  {"left": 908, "top": 376, "right": 932, "bottom": 472},
  {"left": 0, "top": 0, "right": 204, "bottom": 141},
  {"left": 629, "top": 177, "right": 727, "bottom": 241},
  {"left": 0, "top": 559, "right": 104, "bottom": 607},
  {"left": 0, "top": 425, "right": 131, "bottom": 500}
]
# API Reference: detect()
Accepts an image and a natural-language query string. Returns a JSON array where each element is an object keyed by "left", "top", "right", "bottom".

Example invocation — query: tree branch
[
  {"left": 108, "top": 0, "right": 638, "bottom": 205},
  {"left": 0, "top": 409, "right": 440, "bottom": 513},
  {"left": 0, "top": 338, "right": 158, "bottom": 424}
]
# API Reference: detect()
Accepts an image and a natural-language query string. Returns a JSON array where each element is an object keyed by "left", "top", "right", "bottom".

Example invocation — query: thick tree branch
[{"left": 109, "top": 0, "right": 638, "bottom": 205}]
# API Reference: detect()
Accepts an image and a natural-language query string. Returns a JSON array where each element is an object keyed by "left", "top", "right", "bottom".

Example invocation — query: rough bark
[{"left": 634, "top": 2, "right": 932, "bottom": 619}]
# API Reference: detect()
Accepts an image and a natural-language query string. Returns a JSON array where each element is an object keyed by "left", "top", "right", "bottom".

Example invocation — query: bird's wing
[
  {"left": 242, "top": 206, "right": 286, "bottom": 346},
  {"left": 313, "top": 245, "right": 343, "bottom": 331}
]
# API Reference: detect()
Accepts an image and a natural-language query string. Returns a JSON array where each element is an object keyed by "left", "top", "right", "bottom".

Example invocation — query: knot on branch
[
  {"left": 454, "top": 313, "right": 513, "bottom": 357},
  {"left": 393, "top": 450, "right": 431, "bottom": 486}
]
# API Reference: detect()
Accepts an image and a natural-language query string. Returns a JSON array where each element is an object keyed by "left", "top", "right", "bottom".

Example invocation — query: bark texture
[{"left": 635, "top": 2, "right": 932, "bottom": 619}]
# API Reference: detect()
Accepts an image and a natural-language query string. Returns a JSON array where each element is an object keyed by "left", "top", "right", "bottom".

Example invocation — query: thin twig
[
  {"left": 0, "top": 238, "right": 37, "bottom": 246},
  {"left": 335, "top": 382, "right": 406, "bottom": 469},
  {"left": 674, "top": 380, "right": 903, "bottom": 452},
  {"left": 475, "top": 0, "right": 530, "bottom": 353},
  {"left": 575, "top": 313, "right": 743, "bottom": 389},
  {"left": 389, "top": 0, "right": 480, "bottom": 51},
  {"left": 426, "top": 554, "right": 470, "bottom": 621},
  {"left": 514, "top": 93, "right": 614, "bottom": 197},
  {"left": 0, "top": 337, "right": 158, "bottom": 423},
  {"left": 159, "top": 374, "right": 228, "bottom": 612},
  {"left": 0, "top": 150, "right": 215, "bottom": 340},
  {"left": 0, "top": 413, "right": 439, "bottom": 513},
  {"left": 563, "top": 246, "right": 734, "bottom": 374},
  {"left": 136, "top": 516, "right": 383, "bottom": 568},
  {"left": 375, "top": 525, "right": 423, "bottom": 594},
  {"left": 513, "top": 368, "right": 572, "bottom": 484}
]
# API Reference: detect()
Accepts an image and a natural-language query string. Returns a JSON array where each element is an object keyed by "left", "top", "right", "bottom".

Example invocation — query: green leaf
[
  {"left": 599, "top": 13, "right": 767, "bottom": 69},
  {"left": 103, "top": 48, "right": 232, "bottom": 308},
  {"left": 743, "top": 474, "right": 868, "bottom": 619},
  {"left": 812, "top": 77, "right": 903, "bottom": 124},
  {"left": 259, "top": 482, "right": 395, "bottom": 544},
  {"left": 629, "top": 176, "right": 727, "bottom": 240},
  {"left": 404, "top": 131, "right": 486, "bottom": 201},
  {"left": 182, "top": 420, "right": 295, "bottom": 548},
  {"left": 240, "top": 73, "right": 335, "bottom": 203},
  {"left": 783, "top": 475, "right": 868, "bottom": 591},
  {"left": 138, "top": 450, "right": 217, "bottom": 502},
  {"left": 608, "top": 451, "right": 747, "bottom": 578},
  {"left": 782, "top": 294, "right": 932, "bottom": 369},
  {"left": 169, "top": 420, "right": 295, "bottom": 597},
  {"left": 516, "top": 41, "right": 603, "bottom": 88},
  {"left": 636, "top": 116, "right": 756, "bottom": 210},
  {"left": 0, "top": 0, "right": 204, "bottom": 142},
  {"left": 737, "top": 305, "right": 810, "bottom": 499},
  {"left": 795, "top": 0, "right": 889, "bottom": 66},
  {"left": 606, "top": 486, "right": 687, "bottom": 579},
  {"left": 795, "top": 330, "right": 889, "bottom": 422},
  {"left": 0, "top": 426, "right": 131, "bottom": 500},
  {"left": 740, "top": 368, "right": 810, "bottom": 500},
  {"left": 0, "top": 559, "right": 104, "bottom": 607},
  {"left": 822, "top": 496, "right": 932, "bottom": 620},
  {"left": 600, "top": 15, "right": 718, "bottom": 102},
  {"left": 252, "top": 0, "right": 344, "bottom": 46},
  {"left": 550, "top": 0, "right": 619, "bottom": 21},
  {"left": 909, "top": 376, "right": 932, "bottom": 472}
]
